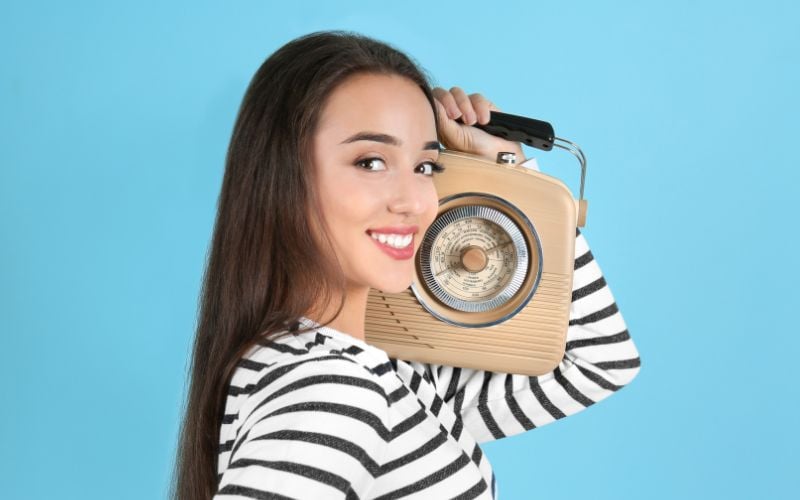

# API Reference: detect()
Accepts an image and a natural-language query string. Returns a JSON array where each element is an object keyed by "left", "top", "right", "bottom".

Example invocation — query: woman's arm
[
  {"left": 419, "top": 229, "right": 641, "bottom": 443},
  {"left": 426, "top": 87, "right": 641, "bottom": 442}
]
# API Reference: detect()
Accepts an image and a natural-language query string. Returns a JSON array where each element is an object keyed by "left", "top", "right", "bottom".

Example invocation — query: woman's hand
[{"left": 433, "top": 86, "right": 525, "bottom": 163}]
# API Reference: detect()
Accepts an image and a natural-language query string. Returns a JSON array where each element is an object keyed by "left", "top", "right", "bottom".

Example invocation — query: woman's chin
[{"left": 371, "top": 279, "right": 414, "bottom": 294}]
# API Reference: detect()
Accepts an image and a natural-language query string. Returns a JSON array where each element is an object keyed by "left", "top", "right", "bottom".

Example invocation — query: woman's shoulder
[
  {"left": 217, "top": 326, "right": 395, "bottom": 477},
  {"left": 229, "top": 320, "right": 395, "bottom": 401},
  {"left": 224, "top": 335, "right": 394, "bottom": 439}
]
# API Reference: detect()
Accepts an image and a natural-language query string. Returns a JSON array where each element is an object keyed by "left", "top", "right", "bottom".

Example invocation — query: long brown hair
[{"left": 172, "top": 30, "right": 441, "bottom": 499}]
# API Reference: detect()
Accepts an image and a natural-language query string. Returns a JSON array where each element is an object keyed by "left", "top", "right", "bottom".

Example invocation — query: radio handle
[
  {"left": 461, "top": 110, "right": 556, "bottom": 151},
  {"left": 456, "top": 110, "right": 587, "bottom": 202}
]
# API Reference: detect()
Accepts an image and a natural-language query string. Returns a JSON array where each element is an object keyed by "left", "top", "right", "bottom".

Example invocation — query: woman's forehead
[{"left": 315, "top": 73, "right": 436, "bottom": 141}]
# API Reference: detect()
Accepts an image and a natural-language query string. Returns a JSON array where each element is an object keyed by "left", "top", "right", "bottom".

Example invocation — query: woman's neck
[{"left": 307, "top": 284, "right": 371, "bottom": 342}]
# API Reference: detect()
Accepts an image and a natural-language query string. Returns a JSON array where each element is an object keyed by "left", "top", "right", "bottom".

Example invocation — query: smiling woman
[{"left": 172, "top": 30, "right": 640, "bottom": 500}]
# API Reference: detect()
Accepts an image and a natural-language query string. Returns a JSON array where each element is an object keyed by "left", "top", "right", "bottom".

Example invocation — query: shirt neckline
[{"left": 296, "top": 316, "right": 391, "bottom": 363}]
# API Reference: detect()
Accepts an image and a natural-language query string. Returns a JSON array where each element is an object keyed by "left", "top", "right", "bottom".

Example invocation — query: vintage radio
[{"left": 365, "top": 111, "right": 588, "bottom": 376}]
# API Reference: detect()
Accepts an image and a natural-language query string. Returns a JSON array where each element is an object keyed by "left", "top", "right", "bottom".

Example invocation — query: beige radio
[{"left": 365, "top": 111, "right": 588, "bottom": 376}]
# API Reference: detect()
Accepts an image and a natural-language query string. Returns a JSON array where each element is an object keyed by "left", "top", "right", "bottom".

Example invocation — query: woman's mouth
[{"left": 366, "top": 229, "right": 415, "bottom": 260}]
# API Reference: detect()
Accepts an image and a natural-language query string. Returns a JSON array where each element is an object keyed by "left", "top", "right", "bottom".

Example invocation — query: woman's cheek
[{"left": 425, "top": 185, "right": 439, "bottom": 224}]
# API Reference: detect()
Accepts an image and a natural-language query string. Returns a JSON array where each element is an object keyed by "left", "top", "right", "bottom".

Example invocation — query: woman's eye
[
  {"left": 416, "top": 161, "right": 446, "bottom": 176},
  {"left": 355, "top": 157, "right": 387, "bottom": 172}
]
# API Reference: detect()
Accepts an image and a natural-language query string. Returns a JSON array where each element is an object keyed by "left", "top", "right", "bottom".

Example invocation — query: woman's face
[{"left": 311, "top": 72, "right": 441, "bottom": 294}]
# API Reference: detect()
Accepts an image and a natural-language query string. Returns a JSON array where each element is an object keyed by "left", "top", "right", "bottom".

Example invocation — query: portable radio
[{"left": 365, "top": 111, "right": 588, "bottom": 376}]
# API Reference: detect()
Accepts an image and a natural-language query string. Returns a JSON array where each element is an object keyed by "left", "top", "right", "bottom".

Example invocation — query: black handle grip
[{"left": 455, "top": 110, "right": 555, "bottom": 151}]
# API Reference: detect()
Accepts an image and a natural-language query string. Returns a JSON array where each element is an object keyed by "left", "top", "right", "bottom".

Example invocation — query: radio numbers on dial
[
  {"left": 418, "top": 203, "right": 530, "bottom": 314},
  {"left": 431, "top": 217, "right": 516, "bottom": 302}
]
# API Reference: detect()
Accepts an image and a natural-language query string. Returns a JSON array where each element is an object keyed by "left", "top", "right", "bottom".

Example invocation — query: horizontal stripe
[
  {"left": 595, "top": 357, "right": 641, "bottom": 370},
  {"left": 565, "top": 329, "right": 631, "bottom": 351},
  {"left": 569, "top": 302, "right": 619, "bottom": 326},
  {"left": 219, "top": 439, "right": 234, "bottom": 453},
  {"left": 243, "top": 355, "right": 370, "bottom": 405},
  {"left": 554, "top": 367, "right": 595, "bottom": 407},
  {"left": 253, "top": 401, "right": 390, "bottom": 440},
  {"left": 453, "top": 478, "right": 489, "bottom": 500},
  {"left": 409, "top": 370, "right": 422, "bottom": 393},
  {"left": 216, "top": 484, "right": 294, "bottom": 500},
  {"left": 389, "top": 407, "right": 428, "bottom": 441},
  {"left": 264, "top": 342, "right": 308, "bottom": 355},
  {"left": 387, "top": 385, "right": 409, "bottom": 403},
  {"left": 236, "top": 358, "right": 276, "bottom": 372},
  {"left": 380, "top": 428, "right": 448, "bottom": 474},
  {"left": 529, "top": 376, "right": 566, "bottom": 420},
  {"left": 228, "top": 383, "right": 257, "bottom": 397},
  {"left": 342, "top": 345, "right": 364, "bottom": 355},
  {"left": 574, "top": 250, "right": 594, "bottom": 270},
  {"left": 443, "top": 367, "right": 462, "bottom": 403},
  {"left": 429, "top": 394, "right": 444, "bottom": 416},
  {"left": 471, "top": 444, "right": 483, "bottom": 465},
  {"left": 228, "top": 458, "right": 353, "bottom": 495},
  {"left": 451, "top": 416, "right": 464, "bottom": 441},
  {"left": 575, "top": 364, "right": 622, "bottom": 391},
  {"left": 505, "top": 374, "right": 535, "bottom": 431},
  {"left": 572, "top": 276, "right": 607, "bottom": 301},
  {"left": 248, "top": 372, "right": 389, "bottom": 417},
  {"left": 478, "top": 372, "right": 505, "bottom": 440},
  {"left": 372, "top": 361, "right": 395, "bottom": 376},
  {"left": 249, "top": 430, "right": 381, "bottom": 476},
  {"left": 302, "top": 332, "right": 332, "bottom": 350},
  {"left": 374, "top": 454, "right": 472, "bottom": 500}
]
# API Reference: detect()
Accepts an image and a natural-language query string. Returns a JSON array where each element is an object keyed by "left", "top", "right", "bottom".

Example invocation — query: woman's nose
[{"left": 387, "top": 171, "right": 427, "bottom": 215}]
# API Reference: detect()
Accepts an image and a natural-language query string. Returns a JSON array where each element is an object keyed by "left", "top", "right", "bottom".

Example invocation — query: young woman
[{"left": 173, "top": 30, "right": 641, "bottom": 500}]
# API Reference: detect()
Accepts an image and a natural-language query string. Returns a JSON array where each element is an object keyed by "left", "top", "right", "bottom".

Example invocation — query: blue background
[{"left": 2, "top": 0, "right": 798, "bottom": 498}]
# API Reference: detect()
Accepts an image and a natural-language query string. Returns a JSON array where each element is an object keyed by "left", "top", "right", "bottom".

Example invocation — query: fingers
[
  {"left": 431, "top": 86, "right": 519, "bottom": 160},
  {"left": 469, "top": 93, "right": 499, "bottom": 125},
  {"left": 432, "top": 87, "right": 461, "bottom": 120},
  {"left": 449, "top": 86, "right": 476, "bottom": 124},
  {"left": 433, "top": 99, "right": 457, "bottom": 148},
  {"left": 434, "top": 98, "right": 474, "bottom": 152},
  {"left": 433, "top": 86, "right": 476, "bottom": 123},
  {"left": 432, "top": 86, "right": 500, "bottom": 126}
]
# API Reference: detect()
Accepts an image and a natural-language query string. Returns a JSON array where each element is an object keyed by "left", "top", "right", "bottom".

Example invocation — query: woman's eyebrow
[{"left": 340, "top": 132, "right": 440, "bottom": 150}]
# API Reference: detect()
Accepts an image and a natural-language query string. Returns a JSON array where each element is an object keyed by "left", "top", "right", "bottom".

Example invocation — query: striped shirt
[{"left": 215, "top": 231, "right": 641, "bottom": 499}]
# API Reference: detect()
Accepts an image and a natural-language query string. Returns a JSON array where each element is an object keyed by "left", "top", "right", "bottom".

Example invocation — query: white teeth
[{"left": 369, "top": 232, "right": 413, "bottom": 249}]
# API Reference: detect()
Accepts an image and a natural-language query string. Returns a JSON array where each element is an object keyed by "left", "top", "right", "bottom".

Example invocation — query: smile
[
  {"left": 368, "top": 232, "right": 413, "bottom": 249},
  {"left": 366, "top": 229, "right": 416, "bottom": 260}
]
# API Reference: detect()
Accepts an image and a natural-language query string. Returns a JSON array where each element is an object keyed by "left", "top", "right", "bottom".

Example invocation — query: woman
[{"left": 173, "top": 30, "right": 641, "bottom": 500}]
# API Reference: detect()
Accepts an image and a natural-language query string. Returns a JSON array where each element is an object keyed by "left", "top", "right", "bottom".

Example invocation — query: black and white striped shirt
[{"left": 215, "top": 231, "right": 641, "bottom": 499}]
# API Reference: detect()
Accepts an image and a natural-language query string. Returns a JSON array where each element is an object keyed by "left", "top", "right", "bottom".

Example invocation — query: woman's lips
[
  {"left": 366, "top": 231, "right": 415, "bottom": 260},
  {"left": 367, "top": 225, "right": 419, "bottom": 235}
]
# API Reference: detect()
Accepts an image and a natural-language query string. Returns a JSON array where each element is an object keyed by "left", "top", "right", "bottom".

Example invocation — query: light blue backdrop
[{"left": 1, "top": 0, "right": 797, "bottom": 498}]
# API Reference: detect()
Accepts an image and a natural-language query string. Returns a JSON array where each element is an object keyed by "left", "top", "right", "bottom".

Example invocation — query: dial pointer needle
[{"left": 435, "top": 267, "right": 454, "bottom": 277}]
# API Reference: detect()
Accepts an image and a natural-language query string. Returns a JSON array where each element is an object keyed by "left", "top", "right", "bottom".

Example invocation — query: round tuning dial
[{"left": 418, "top": 204, "right": 531, "bottom": 314}]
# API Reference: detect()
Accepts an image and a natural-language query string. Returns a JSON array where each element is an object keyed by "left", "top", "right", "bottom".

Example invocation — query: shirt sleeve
[
  {"left": 425, "top": 229, "right": 642, "bottom": 443},
  {"left": 215, "top": 355, "right": 390, "bottom": 499}
]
